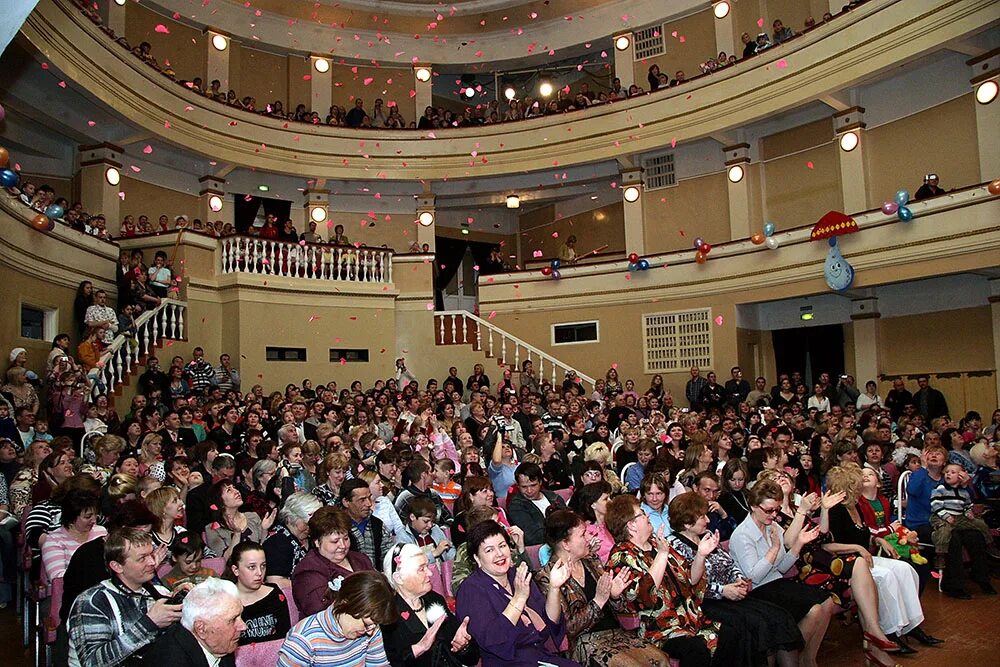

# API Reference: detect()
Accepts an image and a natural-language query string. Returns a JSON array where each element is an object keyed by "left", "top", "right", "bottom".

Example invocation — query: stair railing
[{"left": 436, "top": 311, "right": 597, "bottom": 390}]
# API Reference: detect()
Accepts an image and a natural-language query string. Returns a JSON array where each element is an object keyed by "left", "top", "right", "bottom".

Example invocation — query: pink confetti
[
  {"left": 757, "top": 18, "right": 765, "bottom": 28},
  {"left": 611, "top": 363, "right": 618, "bottom": 370},
  {"left": 409, "top": 89, "right": 417, "bottom": 98},
  {"left": 154, "top": 24, "right": 170, "bottom": 33},
  {"left": 340, "top": 358, "right": 347, "bottom": 365},
  {"left": 363, "top": 77, "right": 374, "bottom": 85},
  {"left": 551, "top": 232, "right": 559, "bottom": 238},
  {"left": 488, "top": 311, "right": 497, "bottom": 319},
  {"left": 776, "top": 59, "right": 788, "bottom": 69},
  {"left": 142, "top": 145, "right": 153, "bottom": 154},
  {"left": 303, "top": 74, "right": 312, "bottom": 81},
  {"left": 472, "top": 265, "right": 480, "bottom": 271},
  {"left": 426, "top": 132, "right": 437, "bottom": 139},
  {"left": 164, "top": 120, "right": 171, "bottom": 129},
  {"left": 129, "top": 165, "right": 141, "bottom": 172},
  {"left": 426, "top": 302, "right": 435, "bottom": 310},
  {"left": 87, "top": 120, "right": 96, "bottom": 127},
  {"left": 714, "top": 316, "right": 724, "bottom": 326},
  {"left": 533, "top": 250, "right": 543, "bottom": 258},
  {"left": 671, "top": 137, "right": 677, "bottom": 148},
  {"left": 58, "top": 81, "right": 67, "bottom": 88},
  {"left": 806, "top": 161, "right": 814, "bottom": 169},
  {"left": 529, "top": 11, "right": 538, "bottom": 19},
  {"left": 41, "top": 63, "right": 49, "bottom": 70},
  {"left": 118, "top": 192, "right": 126, "bottom": 200}
]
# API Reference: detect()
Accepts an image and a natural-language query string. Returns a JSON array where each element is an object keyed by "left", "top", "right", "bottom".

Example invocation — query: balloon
[
  {"left": 628, "top": 252, "right": 640, "bottom": 264},
  {"left": 881, "top": 201, "right": 898, "bottom": 215},
  {"left": 44, "top": 204, "right": 64, "bottom": 220},
  {"left": 0, "top": 168, "right": 17, "bottom": 188},
  {"left": 540, "top": 266, "right": 552, "bottom": 276},
  {"left": 31, "top": 213, "right": 51, "bottom": 231},
  {"left": 750, "top": 233, "right": 765, "bottom": 245},
  {"left": 637, "top": 259, "right": 650, "bottom": 270},
  {"left": 700, "top": 243, "right": 712, "bottom": 255},
  {"left": 550, "top": 259, "right": 560, "bottom": 270},
  {"left": 763, "top": 222, "right": 776, "bottom": 237},
  {"left": 551, "top": 269, "right": 561, "bottom": 279},
  {"left": 0, "top": 147, "right": 8, "bottom": 168},
  {"left": 695, "top": 252, "right": 707, "bottom": 264},
  {"left": 765, "top": 237, "right": 780, "bottom": 250},
  {"left": 894, "top": 189, "right": 909, "bottom": 206},
  {"left": 693, "top": 237, "right": 704, "bottom": 249},
  {"left": 897, "top": 206, "right": 913, "bottom": 222},
  {"left": 988, "top": 178, "right": 1000, "bottom": 196},
  {"left": 823, "top": 241, "right": 855, "bottom": 292}
]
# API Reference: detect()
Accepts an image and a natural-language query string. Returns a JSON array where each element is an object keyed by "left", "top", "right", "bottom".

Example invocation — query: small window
[
  {"left": 266, "top": 347, "right": 307, "bottom": 362},
  {"left": 20, "top": 304, "right": 55, "bottom": 341},
  {"left": 330, "top": 348, "right": 370, "bottom": 363},
  {"left": 634, "top": 25, "right": 665, "bottom": 60},
  {"left": 552, "top": 321, "right": 599, "bottom": 346}
]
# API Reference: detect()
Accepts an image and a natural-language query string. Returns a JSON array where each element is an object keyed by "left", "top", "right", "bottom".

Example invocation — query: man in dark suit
[
  {"left": 151, "top": 578, "right": 244, "bottom": 666},
  {"left": 506, "top": 462, "right": 568, "bottom": 546},
  {"left": 159, "top": 410, "right": 198, "bottom": 458},
  {"left": 913, "top": 375, "right": 949, "bottom": 421}
]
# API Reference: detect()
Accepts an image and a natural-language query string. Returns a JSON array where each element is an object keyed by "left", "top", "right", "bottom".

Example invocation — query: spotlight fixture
[
  {"left": 418, "top": 211, "right": 434, "bottom": 226},
  {"left": 504, "top": 86, "right": 516, "bottom": 101},
  {"left": 415, "top": 67, "right": 432, "bottom": 82},
  {"left": 839, "top": 131, "right": 859, "bottom": 152},
  {"left": 211, "top": 34, "right": 228, "bottom": 51},
  {"left": 257, "top": 185, "right": 269, "bottom": 192},
  {"left": 314, "top": 58, "right": 330, "bottom": 73},
  {"left": 623, "top": 186, "right": 640, "bottom": 203},
  {"left": 975, "top": 79, "right": 998, "bottom": 105},
  {"left": 713, "top": 2, "right": 731, "bottom": 19},
  {"left": 727, "top": 165, "right": 745, "bottom": 183},
  {"left": 208, "top": 195, "right": 223, "bottom": 212},
  {"left": 464, "top": 86, "right": 476, "bottom": 99},
  {"left": 310, "top": 206, "right": 327, "bottom": 223},
  {"left": 614, "top": 35, "right": 631, "bottom": 51},
  {"left": 505, "top": 195, "right": 520, "bottom": 209},
  {"left": 104, "top": 167, "right": 121, "bottom": 186}
]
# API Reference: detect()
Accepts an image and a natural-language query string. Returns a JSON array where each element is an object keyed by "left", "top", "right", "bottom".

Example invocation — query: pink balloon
[
  {"left": 881, "top": 201, "right": 898, "bottom": 215},
  {"left": 0, "top": 103, "right": 5, "bottom": 122}
]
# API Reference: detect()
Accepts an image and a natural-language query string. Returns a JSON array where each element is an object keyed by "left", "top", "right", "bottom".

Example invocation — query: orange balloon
[
  {"left": 0, "top": 147, "right": 8, "bottom": 169},
  {"left": 988, "top": 178, "right": 1000, "bottom": 196},
  {"left": 750, "top": 233, "right": 765, "bottom": 245},
  {"left": 695, "top": 251, "right": 707, "bottom": 264},
  {"left": 31, "top": 213, "right": 51, "bottom": 231}
]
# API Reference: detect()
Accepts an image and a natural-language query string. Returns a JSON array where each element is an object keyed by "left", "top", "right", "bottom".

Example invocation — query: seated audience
[
  {"left": 224, "top": 541, "right": 291, "bottom": 646},
  {"left": 292, "top": 506, "right": 374, "bottom": 617}
]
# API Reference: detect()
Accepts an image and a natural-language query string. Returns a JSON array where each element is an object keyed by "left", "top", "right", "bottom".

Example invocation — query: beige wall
[
  {"left": 234, "top": 46, "right": 289, "bottom": 110},
  {"left": 120, "top": 178, "right": 200, "bottom": 223},
  {"left": 638, "top": 9, "right": 716, "bottom": 84},
  {"left": 643, "top": 173, "right": 730, "bottom": 253},
  {"left": 763, "top": 143, "right": 841, "bottom": 231},
  {"left": 520, "top": 203, "right": 624, "bottom": 260},
  {"left": 124, "top": 2, "right": 205, "bottom": 82},
  {"left": 865, "top": 95, "right": 979, "bottom": 210},
  {"left": 879, "top": 307, "right": 994, "bottom": 375}
]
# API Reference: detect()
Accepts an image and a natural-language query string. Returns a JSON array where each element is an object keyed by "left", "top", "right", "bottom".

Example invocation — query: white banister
[
  {"left": 436, "top": 311, "right": 596, "bottom": 390},
  {"left": 219, "top": 237, "right": 393, "bottom": 284}
]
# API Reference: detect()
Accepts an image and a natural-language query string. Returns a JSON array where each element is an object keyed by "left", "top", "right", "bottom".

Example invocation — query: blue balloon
[
  {"left": 0, "top": 168, "right": 18, "bottom": 188},
  {"left": 45, "top": 204, "right": 65, "bottom": 220},
  {"left": 894, "top": 189, "right": 910, "bottom": 206},
  {"left": 550, "top": 259, "right": 560, "bottom": 270},
  {"left": 823, "top": 241, "right": 855, "bottom": 292},
  {"left": 897, "top": 206, "right": 913, "bottom": 222},
  {"left": 637, "top": 259, "right": 650, "bottom": 270},
  {"left": 763, "top": 222, "right": 776, "bottom": 237},
  {"left": 627, "top": 263, "right": 636, "bottom": 272}
]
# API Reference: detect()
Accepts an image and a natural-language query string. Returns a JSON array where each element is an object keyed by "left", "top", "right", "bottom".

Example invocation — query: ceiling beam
[
  {"left": 944, "top": 40, "right": 986, "bottom": 57},
  {"left": 709, "top": 132, "right": 738, "bottom": 146},
  {"left": 214, "top": 164, "right": 238, "bottom": 179},
  {"left": 819, "top": 94, "right": 851, "bottom": 112},
  {"left": 116, "top": 131, "right": 155, "bottom": 146}
]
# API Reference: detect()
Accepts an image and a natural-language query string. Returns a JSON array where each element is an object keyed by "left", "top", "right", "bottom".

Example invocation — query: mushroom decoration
[{"left": 811, "top": 211, "right": 859, "bottom": 292}]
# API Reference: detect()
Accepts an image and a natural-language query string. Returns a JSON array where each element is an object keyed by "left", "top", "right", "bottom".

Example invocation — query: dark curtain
[
  {"left": 772, "top": 324, "right": 845, "bottom": 386},
  {"left": 434, "top": 236, "right": 468, "bottom": 310},
  {"left": 263, "top": 199, "right": 292, "bottom": 225},
  {"left": 233, "top": 195, "right": 262, "bottom": 234},
  {"left": 467, "top": 241, "right": 495, "bottom": 274}
]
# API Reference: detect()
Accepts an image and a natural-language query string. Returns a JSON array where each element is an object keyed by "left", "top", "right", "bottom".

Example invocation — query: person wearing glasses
[
  {"left": 278, "top": 571, "right": 395, "bottom": 667},
  {"left": 729, "top": 480, "right": 837, "bottom": 667}
]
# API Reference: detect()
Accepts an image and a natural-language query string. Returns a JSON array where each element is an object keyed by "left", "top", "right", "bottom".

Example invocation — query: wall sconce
[
  {"left": 418, "top": 211, "right": 434, "bottom": 226},
  {"left": 614, "top": 35, "right": 631, "bottom": 51},
  {"left": 713, "top": 2, "right": 731, "bottom": 19},
  {"left": 839, "top": 131, "right": 859, "bottom": 152},
  {"left": 623, "top": 186, "right": 641, "bottom": 203},
  {"left": 104, "top": 167, "right": 121, "bottom": 186},
  {"left": 506, "top": 195, "right": 520, "bottom": 209},
  {"left": 975, "top": 79, "right": 998, "bottom": 105},
  {"left": 727, "top": 165, "right": 745, "bottom": 183},
  {"left": 314, "top": 58, "right": 330, "bottom": 73},
  {"left": 539, "top": 80, "right": 554, "bottom": 97},
  {"left": 504, "top": 86, "right": 517, "bottom": 100},
  {"left": 415, "top": 67, "right": 432, "bottom": 82},
  {"left": 211, "top": 34, "right": 229, "bottom": 51},
  {"left": 310, "top": 206, "right": 328, "bottom": 223},
  {"left": 464, "top": 87, "right": 476, "bottom": 98},
  {"left": 209, "top": 195, "right": 223, "bottom": 212}
]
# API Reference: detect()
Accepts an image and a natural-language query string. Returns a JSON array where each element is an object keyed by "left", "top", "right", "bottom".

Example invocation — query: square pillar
[
  {"left": 206, "top": 31, "right": 231, "bottom": 94},
  {"left": 78, "top": 143, "right": 123, "bottom": 234},
  {"left": 850, "top": 296, "right": 880, "bottom": 385},
  {"left": 712, "top": 3, "right": 736, "bottom": 62},
  {"left": 833, "top": 107, "right": 867, "bottom": 214},
  {"left": 612, "top": 33, "right": 635, "bottom": 90},
  {"left": 723, "top": 143, "right": 752, "bottom": 241},
  {"left": 415, "top": 195, "right": 436, "bottom": 252},
  {"left": 413, "top": 65, "right": 433, "bottom": 122},
  {"left": 989, "top": 279, "right": 1000, "bottom": 403},
  {"left": 621, "top": 167, "right": 645, "bottom": 256},
  {"left": 304, "top": 189, "right": 329, "bottom": 231},
  {"left": 311, "top": 56, "right": 333, "bottom": 119},
  {"left": 100, "top": 0, "right": 126, "bottom": 37},
  {"left": 969, "top": 52, "right": 1000, "bottom": 181}
]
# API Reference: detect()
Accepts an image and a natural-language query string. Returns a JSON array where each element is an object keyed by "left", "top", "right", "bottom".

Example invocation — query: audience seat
[
  {"left": 234, "top": 638, "right": 285, "bottom": 667},
  {"left": 202, "top": 556, "right": 226, "bottom": 576},
  {"left": 280, "top": 586, "right": 299, "bottom": 626},
  {"left": 554, "top": 488, "right": 573, "bottom": 505},
  {"left": 619, "top": 462, "right": 638, "bottom": 488},
  {"left": 524, "top": 544, "right": 542, "bottom": 571}
]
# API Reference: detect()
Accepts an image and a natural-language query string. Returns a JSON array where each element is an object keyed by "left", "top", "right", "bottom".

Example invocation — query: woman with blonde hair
[
  {"left": 145, "top": 485, "right": 188, "bottom": 550},
  {"left": 313, "top": 451, "right": 350, "bottom": 506},
  {"left": 137, "top": 432, "right": 165, "bottom": 481},
  {"left": 584, "top": 442, "right": 623, "bottom": 494}
]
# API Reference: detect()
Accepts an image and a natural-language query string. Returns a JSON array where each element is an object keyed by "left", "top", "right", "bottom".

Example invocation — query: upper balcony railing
[{"left": 219, "top": 236, "right": 394, "bottom": 284}]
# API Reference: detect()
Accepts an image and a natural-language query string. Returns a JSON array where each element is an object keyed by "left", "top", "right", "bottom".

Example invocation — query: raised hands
[
  {"left": 512, "top": 562, "right": 533, "bottom": 604},
  {"left": 697, "top": 530, "right": 721, "bottom": 557},
  {"left": 548, "top": 558, "right": 572, "bottom": 589},
  {"left": 653, "top": 525, "right": 671, "bottom": 554},
  {"left": 609, "top": 568, "right": 634, "bottom": 598},
  {"left": 450, "top": 617, "right": 473, "bottom": 653},
  {"left": 413, "top": 615, "right": 447, "bottom": 658},
  {"left": 821, "top": 490, "right": 847, "bottom": 510},
  {"left": 795, "top": 524, "right": 821, "bottom": 549}
]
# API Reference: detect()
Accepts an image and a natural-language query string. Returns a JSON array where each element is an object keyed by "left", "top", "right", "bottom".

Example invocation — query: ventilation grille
[
  {"left": 643, "top": 309, "right": 712, "bottom": 373},
  {"left": 634, "top": 25, "right": 665, "bottom": 61},
  {"left": 643, "top": 152, "right": 676, "bottom": 190}
]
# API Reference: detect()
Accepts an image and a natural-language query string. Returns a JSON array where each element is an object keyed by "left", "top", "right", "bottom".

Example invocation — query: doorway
[{"left": 771, "top": 324, "right": 845, "bottom": 388}]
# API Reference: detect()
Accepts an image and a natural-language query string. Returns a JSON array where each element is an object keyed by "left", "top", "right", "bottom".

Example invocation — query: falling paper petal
[
  {"left": 143, "top": 145, "right": 153, "bottom": 154},
  {"left": 155, "top": 24, "right": 170, "bottom": 33},
  {"left": 714, "top": 316, "right": 724, "bottom": 326}
]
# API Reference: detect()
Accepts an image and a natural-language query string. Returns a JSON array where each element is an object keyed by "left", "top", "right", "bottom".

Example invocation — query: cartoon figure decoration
[
  {"left": 810, "top": 211, "right": 859, "bottom": 292},
  {"left": 885, "top": 524, "right": 928, "bottom": 565}
]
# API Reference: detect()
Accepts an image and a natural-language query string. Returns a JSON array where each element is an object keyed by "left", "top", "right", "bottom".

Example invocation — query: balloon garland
[
  {"left": 881, "top": 189, "right": 913, "bottom": 222},
  {"left": 0, "top": 143, "right": 54, "bottom": 233}
]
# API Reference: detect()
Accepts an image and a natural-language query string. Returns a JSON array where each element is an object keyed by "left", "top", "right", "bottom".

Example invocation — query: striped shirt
[
  {"left": 41, "top": 525, "right": 107, "bottom": 581},
  {"left": 277, "top": 610, "right": 389, "bottom": 667},
  {"left": 930, "top": 482, "right": 972, "bottom": 519}
]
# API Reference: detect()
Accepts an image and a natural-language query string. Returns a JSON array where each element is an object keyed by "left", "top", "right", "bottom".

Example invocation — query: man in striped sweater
[{"left": 68, "top": 528, "right": 183, "bottom": 666}]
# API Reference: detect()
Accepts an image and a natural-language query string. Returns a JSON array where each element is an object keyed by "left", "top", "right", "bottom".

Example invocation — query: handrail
[
  {"left": 220, "top": 236, "right": 393, "bottom": 283},
  {"left": 437, "top": 310, "right": 597, "bottom": 390},
  {"left": 92, "top": 299, "right": 186, "bottom": 400}
]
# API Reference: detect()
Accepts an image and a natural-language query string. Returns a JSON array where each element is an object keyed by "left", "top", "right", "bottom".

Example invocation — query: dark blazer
[
  {"left": 150, "top": 623, "right": 236, "bottom": 667},
  {"left": 381, "top": 590, "right": 480, "bottom": 667},
  {"left": 158, "top": 427, "right": 198, "bottom": 458},
  {"left": 506, "top": 490, "right": 567, "bottom": 546}
]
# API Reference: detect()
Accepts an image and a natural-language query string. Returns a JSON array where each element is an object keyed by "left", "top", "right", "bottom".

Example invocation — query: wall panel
[
  {"left": 763, "top": 143, "right": 841, "bottom": 229},
  {"left": 643, "top": 173, "right": 729, "bottom": 253}
]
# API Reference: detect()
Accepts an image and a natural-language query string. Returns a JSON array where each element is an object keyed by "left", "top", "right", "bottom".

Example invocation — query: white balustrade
[{"left": 219, "top": 237, "right": 393, "bottom": 284}]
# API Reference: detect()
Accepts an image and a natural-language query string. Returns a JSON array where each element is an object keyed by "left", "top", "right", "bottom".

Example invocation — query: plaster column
[
  {"left": 723, "top": 143, "right": 752, "bottom": 241},
  {"left": 833, "top": 107, "right": 868, "bottom": 214},
  {"left": 100, "top": 0, "right": 126, "bottom": 37},
  {"left": 989, "top": 278, "right": 1000, "bottom": 403},
  {"left": 612, "top": 33, "right": 635, "bottom": 90},
  {"left": 206, "top": 31, "right": 231, "bottom": 93},
  {"left": 197, "top": 175, "right": 230, "bottom": 227},
  {"left": 78, "top": 143, "right": 123, "bottom": 234},
  {"left": 413, "top": 65, "right": 433, "bottom": 122},
  {"left": 310, "top": 56, "right": 333, "bottom": 119},
  {"left": 415, "top": 194, "right": 436, "bottom": 252},
  {"left": 621, "top": 167, "right": 645, "bottom": 256},
  {"left": 850, "top": 296, "right": 880, "bottom": 386},
  {"left": 304, "top": 188, "right": 329, "bottom": 236},
  {"left": 712, "top": 3, "right": 736, "bottom": 62},
  {"left": 969, "top": 52, "right": 999, "bottom": 181}
]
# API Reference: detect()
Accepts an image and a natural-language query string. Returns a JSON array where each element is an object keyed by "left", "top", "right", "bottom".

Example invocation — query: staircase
[
  {"left": 434, "top": 311, "right": 596, "bottom": 390},
  {"left": 91, "top": 299, "right": 187, "bottom": 402}
]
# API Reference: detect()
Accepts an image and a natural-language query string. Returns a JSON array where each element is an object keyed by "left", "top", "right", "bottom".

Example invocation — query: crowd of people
[{"left": 1, "top": 314, "right": 997, "bottom": 667}]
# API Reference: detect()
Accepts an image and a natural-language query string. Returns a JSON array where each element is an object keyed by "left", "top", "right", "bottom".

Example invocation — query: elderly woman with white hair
[
  {"left": 151, "top": 577, "right": 246, "bottom": 664},
  {"left": 263, "top": 492, "right": 323, "bottom": 588},
  {"left": 380, "top": 543, "right": 480, "bottom": 667}
]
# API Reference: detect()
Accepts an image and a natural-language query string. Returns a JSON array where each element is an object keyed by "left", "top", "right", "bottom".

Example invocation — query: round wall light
[
  {"left": 504, "top": 86, "right": 516, "bottom": 100},
  {"left": 310, "top": 206, "right": 327, "bottom": 223},
  {"left": 727, "top": 165, "right": 745, "bottom": 183},
  {"left": 114, "top": 0, "right": 126, "bottom": 5},
  {"left": 208, "top": 195, "right": 223, "bottom": 212},
  {"left": 464, "top": 86, "right": 476, "bottom": 99},
  {"left": 623, "top": 186, "right": 641, "bottom": 203},
  {"left": 975, "top": 79, "right": 998, "bottom": 105},
  {"left": 418, "top": 211, "right": 434, "bottom": 226},
  {"left": 211, "top": 34, "right": 229, "bottom": 51},
  {"left": 505, "top": 195, "right": 520, "bottom": 209},
  {"left": 314, "top": 58, "right": 330, "bottom": 73},
  {"left": 104, "top": 166, "right": 121, "bottom": 186},
  {"left": 415, "top": 67, "right": 432, "bottom": 82},
  {"left": 839, "top": 131, "right": 859, "bottom": 152},
  {"left": 713, "top": 2, "right": 731, "bottom": 19},
  {"left": 539, "top": 81, "right": 554, "bottom": 97},
  {"left": 615, "top": 35, "right": 631, "bottom": 51}
]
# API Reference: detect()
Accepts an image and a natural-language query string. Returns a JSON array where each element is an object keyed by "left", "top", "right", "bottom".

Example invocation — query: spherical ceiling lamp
[
  {"left": 208, "top": 195, "right": 223, "bottom": 212},
  {"left": 539, "top": 81, "right": 554, "bottom": 98},
  {"left": 310, "top": 206, "right": 327, "bottom": 223},
  {"left": 104, "top": 167, "right": 121, "bottom": 186},
  {"left": 623, "top": 186, "right": 640, "bottom": 203},
  {"left": 314, "top": 58, "right": 330, "bottom": 73},
  {"left": 505, "top": 195, "right": 520, "bottom": 209},
  {"left": 415, "top": 67, "right": 432, "bottom": 82},
  {"left": 418, "top": 211, "right": 434, "bottom": 226},
  {"left": 504, "top": 86, "right": 516, "bottom": 101},
  {"left": 713, "top": 2, "right": 731, "bottom": 19},
  {"left": 211, "top": 34, "right": 229, "bottom": 51},
  {"left": 727, "top": 165, "right": 745, "bottom": 183},
  {"left": 975, "top": 79, "right": 998, "bottom": 105},
  {"left": 615, "top": 35, "right": 631, "bottom": 51},
  {"left": 839, "top": 131, "right": 859, "bottom": 152}
]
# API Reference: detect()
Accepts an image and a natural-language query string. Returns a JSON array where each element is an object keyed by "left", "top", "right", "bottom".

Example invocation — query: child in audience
[
  {"left": 32, "top": 418, "right": 54, "bottom": 443},
  {"left": 930, "top": 463, "right": 994, "bottom": 567},
  {"left": 162, "top": 532, "right": 216, "bottom": 589},
  {"left": 396, "top": 496, "right": 455, "bottom": 563},
  {"left": 431, "top": 458, "right": 461, "bottom": 503}
]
